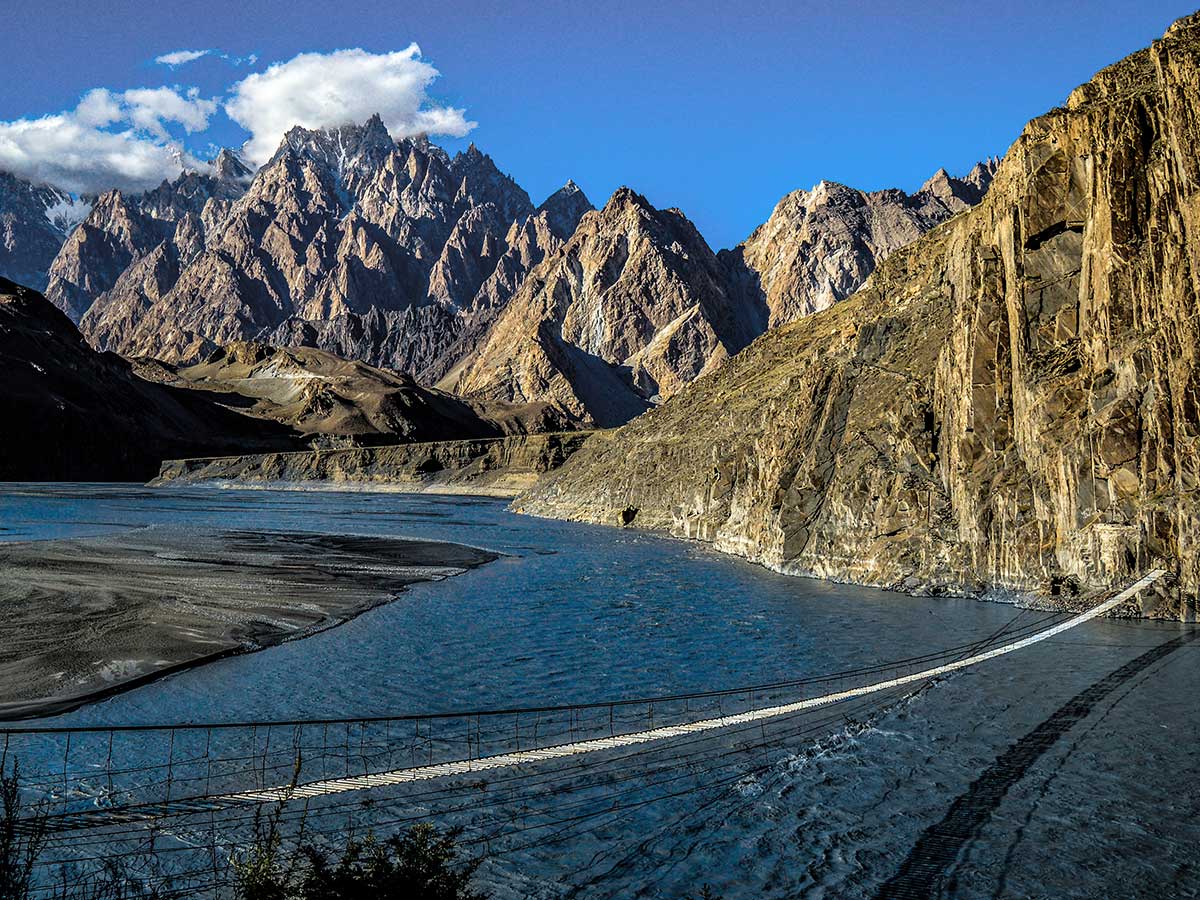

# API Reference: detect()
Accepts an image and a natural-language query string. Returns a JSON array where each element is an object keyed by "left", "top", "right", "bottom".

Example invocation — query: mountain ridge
[{"left": 518, "top": 12, "right": 1200, "bottom": 616}]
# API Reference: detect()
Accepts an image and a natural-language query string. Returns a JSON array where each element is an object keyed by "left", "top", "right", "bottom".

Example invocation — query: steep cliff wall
[
  {"left": 153, "top": 431, "right": 594, "bottom": 496},
  {"left": 519, "top": 15, "right": 1200, "bottom": 618}
]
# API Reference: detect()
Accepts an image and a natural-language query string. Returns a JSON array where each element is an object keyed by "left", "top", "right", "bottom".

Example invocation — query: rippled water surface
[{"left": 2, "top": 484, "right": 1198, "bottom": 899}]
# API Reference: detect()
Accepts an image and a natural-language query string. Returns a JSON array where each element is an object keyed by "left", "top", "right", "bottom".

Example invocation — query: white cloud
[
  {"left": 0, "top": 45, "right": 475, "bottom": 195},
  {"left": 156, "top": 49, "right": 260, "bottom": 68},
  {"left": 120, "top": 87, "right": 218, "bottom": 137},
  {"left": 0, "top": 87, "right": 216, "bottom": 195},
  {"left": 225, "top": 46, "right": 475, "bottom": 164},
  {"left": 73, "top": 87, "right": 218, "bottom": 141},
  {"left": 155, "top": 49, "right": 212, "bottom": 67}
]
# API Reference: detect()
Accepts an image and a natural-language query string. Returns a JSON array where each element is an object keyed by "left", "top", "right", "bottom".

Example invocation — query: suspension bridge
[{"left": 0, "top": 569, "right": 1172, "bottom": 897}]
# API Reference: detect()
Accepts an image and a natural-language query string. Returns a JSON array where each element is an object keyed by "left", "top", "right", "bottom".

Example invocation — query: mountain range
[
  {"left": 3, "top": 10, "right": 1195, "bottom": 614},
  {"left": 520, "top": 12, "right": 1200, "bottom": 615},
  {"left": 0, "top": 116, "right": 993, "bottom": 428}
]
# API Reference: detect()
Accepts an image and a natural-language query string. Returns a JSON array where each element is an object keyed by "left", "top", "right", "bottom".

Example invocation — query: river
[{"left": 1, "top": 484, "right": 1196, "bottom": 899}]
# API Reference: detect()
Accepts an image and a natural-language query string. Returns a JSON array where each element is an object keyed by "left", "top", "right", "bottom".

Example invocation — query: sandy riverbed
[{"left": 0, "top": 526, "right": 497, "bottom": 720}]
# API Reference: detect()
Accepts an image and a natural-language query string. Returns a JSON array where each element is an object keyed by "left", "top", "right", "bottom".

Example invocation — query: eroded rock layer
[
  {"left": 721, "top": 162, "right": 996, "bottom": 327},
  {"left": 76, "top": 120, "right": 591, "bottom": 389},
  {"left": 519, "top": 14, "right": 1200, "bottom": 618},
  {"left": 137, "top": 341, "right": 569, "bottom": 446},
  {"left": 153, "top": 431, "right": 593, "bottom": 496}
]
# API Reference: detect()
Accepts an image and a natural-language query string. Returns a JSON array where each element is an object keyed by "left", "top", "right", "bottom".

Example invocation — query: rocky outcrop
[
  {"left": 0, "top": 278, "right": 301, "bottom": 481},
  {"left": 519, "top": 14, "right": 1200, "bottom": 619},
  {"left": 0, "top": 173, "right": 87, "bottom": 291},
  {"left": 450, "top": 187, "right": 763, "bottom": 426},
  {"left": 153, "top": 431, "right": 594, "bottom": 496},
  {"left": 139, "top": 340, "right": 571, "bottom": 446},
  {"left": 13, "top": 113, "right": 991, "bottom": 431},
  {"left": 721, "top": 161, "right": 997, "bottom": 328}
]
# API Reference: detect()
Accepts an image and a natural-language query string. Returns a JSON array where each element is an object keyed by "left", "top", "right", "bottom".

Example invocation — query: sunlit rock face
[
  {"left": 721, "top": 161, "right": 997, "bottom": 328},
  {"left": 450, "top": 187, "right": 763, "bottom": 427},
  {"left": 70, "top": 119, "right": 594, "bottom": 387},
  {"left": 12, "top": 106, "right": 996, "bottom": 431},
  {"left": 46, "top": 156, "right": 249, "bottom": 323},
  {"left": 519, "top": 14, "right": 1200, "bottom": 618}
]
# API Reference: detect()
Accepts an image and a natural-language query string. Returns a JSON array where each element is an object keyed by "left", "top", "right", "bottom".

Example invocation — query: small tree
[
  {"left": 1, "top": 755, "right": 48, "bottom": 900},
  {"left": 51, "top": 857, "right": 178, "bottom": 900},
  {"left": 233, "top": 804, "right": 298, "bottom": 900},
  {"left": 232, "top": 822, "right": 487, "bottom": 900},
  {"left": 297, "top": 825, "right": 487, "bottom": 900}
]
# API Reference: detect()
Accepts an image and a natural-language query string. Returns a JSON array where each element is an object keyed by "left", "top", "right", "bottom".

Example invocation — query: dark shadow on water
[{"left": 874, "top": 628, "right": 1200, "bottom": 900}]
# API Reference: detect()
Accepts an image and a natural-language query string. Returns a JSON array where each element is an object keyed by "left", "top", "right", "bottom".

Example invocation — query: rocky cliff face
[
  {"left": 721, "top": 161, "right": 997, "bottom": 328},
  {"left": 0, "top": 173, "right": 88, "bottom": 292},
  {"left": 450, "top": 187, "right": 762, "bottom": 426},
  {"left": 519, "top": 14, "right": 1200, "bottom": 618},
  {"left": 152, "top": 431, "right": 593, "bottom": 496},
  {"left": 8, "top": 112, "right": 992, "bottom": 429},
  {"left": 0, "top": 278, "right": 301, "bottom": 480}
]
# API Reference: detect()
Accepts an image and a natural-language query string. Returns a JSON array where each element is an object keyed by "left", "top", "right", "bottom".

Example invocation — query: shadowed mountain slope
[{"left": 0, "top": 278, "right": 301, "bottom": 480}]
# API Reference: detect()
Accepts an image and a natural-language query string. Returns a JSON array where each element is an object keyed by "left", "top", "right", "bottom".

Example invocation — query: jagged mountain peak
[
  {"left": 536, "top": 181, "right": 593, "bottom": 240},
  {"left": 273, "top": 115, "right": 397, "bottom": 173},
  {"left": 540, "top": 179, "right": 587, "bottom": 207},
  {"left": 402, "top": 132, "right": 451, "bottom": 165},
  {"left": 449, "top": 142, "right": 532, "bottom": 223},
  {"left": 450, "top": 175, "right": 759, "bottom": 427},
  {"left": 520, "top": 12, "right": 1200, "bottom": 613},
  {"left": 604, "top": 185, "right": 654, "bottom": 211},
  {"left": 0, "top": 172, "right": 90, "bottom": 290},
  {"left": 722, "top": 161, "right": 998, "bottom": 328},
  {"left": 796, "top": 179, "right": 866, "bottom": 207},
  {"left": 212, "top": 148, "right": 253, "bottom": 184},
  {"left": 917, "top": 160, "right": 997, "bottom": 209}
]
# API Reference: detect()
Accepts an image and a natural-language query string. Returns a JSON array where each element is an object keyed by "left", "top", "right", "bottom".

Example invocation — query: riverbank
[
  {"left": 0, "top": 526, "right": 497, "bottom": 720},
  {"left": 150, "top": 431, "right": 595, "bottom": 497}
]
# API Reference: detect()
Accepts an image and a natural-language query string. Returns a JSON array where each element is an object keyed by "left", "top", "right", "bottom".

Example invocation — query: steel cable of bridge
[
  {"left": 29, "top": 682, "right": 926, "bottom": 875},
  {"left": 13, "top": 603, "right": 1066, "bottom": 856},
  {"left": 75, "top": 689, "right": 938, "bottom": 885},
  {"left": 20, "top": 604, "right": 1090, "bottom": 893},
  {"left": 24, "top": 642, "right": 1035, "bottom": 841},
  {"left": 23, "top": 601, "right": 1072, "bottom": 894},
  {"left": 557, "top": 680, "right": 930, "bottom": 897},
  {"left": 0, "top": 609, "right": 1072, "bottom": 738},
  {"left": 27, "top": 694, "right": 916, "bottom": 900},
  {"left": 462, "top": 684, "right": 934, "bottom": 861},
  {"left": 32, "top": 683, "right": 922, "bottom": 864},
  {"left": 21, "top": 606, "right": 1062, "bottom": 863},
  {"left": 23, "top": 579, "right": 1173, "bottom": 898},
  {"left": 16, "top": 605, "right": 1067, "bottom": 810}
]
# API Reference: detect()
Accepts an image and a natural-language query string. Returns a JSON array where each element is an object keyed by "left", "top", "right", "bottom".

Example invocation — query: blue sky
[{"left": 1, "top": 0, "right": 1193, "bottom": 249}]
